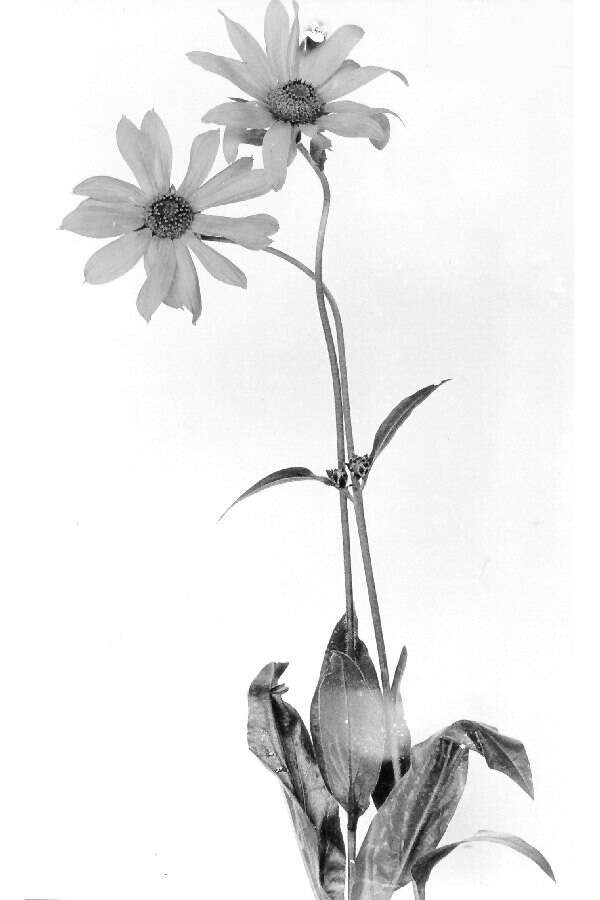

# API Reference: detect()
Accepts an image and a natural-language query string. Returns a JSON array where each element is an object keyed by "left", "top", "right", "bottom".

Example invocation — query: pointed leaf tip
[
  {"left": 219, "top": 466, "right": 331, "bottom": 520},
  {"left": 442, "top": 720, "right": 534, "bottom": 799},
  {"left": 411, "top": 830, "right": 555, "bottom": 898},
  {"left": 391, "top": 645, "right": 407, "bottom": 699},
  {"left": 369, "top": 378, "right": 451, "bottom": 465}
]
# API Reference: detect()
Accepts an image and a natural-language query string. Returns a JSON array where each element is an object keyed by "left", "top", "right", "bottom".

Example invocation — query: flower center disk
[
  {"left": 265, "top": 79, "right": 323, "bottom": 125},
  {"left": 145, "top": 192, "right": 193, "bottom": 239}
]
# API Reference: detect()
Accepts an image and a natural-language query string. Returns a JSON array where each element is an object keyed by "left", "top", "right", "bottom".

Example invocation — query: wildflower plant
[{"left": 62, "top": 2, "right": 556, "bottom": 898}]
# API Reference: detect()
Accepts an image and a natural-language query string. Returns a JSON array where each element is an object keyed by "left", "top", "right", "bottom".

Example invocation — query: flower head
[
  {"left": 188, "top": 1, "right": 407, "bottom": 190},
  {"left": 61, "top": 111, "right": 278, "bottom": 322}
]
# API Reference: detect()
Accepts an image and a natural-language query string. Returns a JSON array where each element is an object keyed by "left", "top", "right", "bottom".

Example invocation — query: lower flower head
[
  {"left": 145, "top": 189, "right": 194, "bottom": 238},
  {"left": 61, "top": 111, "right": 279, "bottom": 323},
  {"left": 188, "top": 1, "right": 407, "bottom": 190}
]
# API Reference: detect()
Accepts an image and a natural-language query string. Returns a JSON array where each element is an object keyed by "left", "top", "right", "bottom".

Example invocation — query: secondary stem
[{"left": 298, "top": 145, "right": 401, "bottom": 783}]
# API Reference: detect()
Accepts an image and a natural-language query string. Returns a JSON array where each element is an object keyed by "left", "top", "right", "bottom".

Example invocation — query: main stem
[
  {"left": 291, "top": 145, "right": 356, "bottom": 657},
  {"left": 347, "top": 813, "right": 357, "bottom": 898},
  {"left": 298, "top": 145, "right": 401, "bottom": 784}
]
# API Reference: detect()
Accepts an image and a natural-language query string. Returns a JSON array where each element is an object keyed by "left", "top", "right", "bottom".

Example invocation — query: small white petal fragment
[
  {"left": 62, "top": 199, "right": 145, "bottom": 238},
  {"left": 84, "top": 230, "right": 150, "bottom": 284},
  {"left": 164, "top": 240, "right": 202, "bottom": 323},
  {"left": 194, "top": 212, "right": 278, "bottom": 249},
  {"left": 136, "top": 238, "right": 177, "bottom": 321},
  {"left": 73, "top": 176, "right": 146, "bottom": 205},
  {"left": 186, "top": 51, "right": 268, "bottom": 100},
  {"left": 141, "top": 110, "right": 173, "bottom": 194},
  {"left": 178, "top": 130, "right": 221, "bottom": 200},
  {"left": 116, "top": 116, "right": 158, "bottom": 197},
  {"left": 264, "top": 0, "right": 290, "bottom": 82},
  {"left": 262, "top": 121, "right": 293, "bottom": 191},
  {"left": 299, "top": 25, "right": 364, "bottom": 86},
  {"left": 186, "top": 233, "right": 247, "bottom": 287}
]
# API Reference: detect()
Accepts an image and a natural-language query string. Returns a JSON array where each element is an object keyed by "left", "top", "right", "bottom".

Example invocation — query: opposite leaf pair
[{"left": 221, "top": 380, "right": 450, "bottom": 519}]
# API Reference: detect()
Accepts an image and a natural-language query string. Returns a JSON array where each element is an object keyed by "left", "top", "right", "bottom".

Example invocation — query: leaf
[
  {"left": 353, "top": 736, "right": 469, "bottom": 900},
  {"left": 248, "top": 662, "right": 345, "bottom": 900},
  {"left": 318, "top": 614, "right": 379, "bottom": 684},
  {"left": 390, "top": 645, "right": 407, "bottom": 699},
  {"left": 372, "top": 645, "right": 411, "bottom": 809},
  {"left": 284, "top": 789, "right": 342, "bottom": 900},
  {"left": 411, "top": 830, "right": 555, "bottom": 899},
  {"left": 311, "top": 649, "right": 385, "bottom": 818},
  {"left": 220, "top": 466, "right": 331, "bottom": 519},
  {"left": 248, "top": 662, "right": 294, "bottom": 790},
  {"left": 369, "top": 380, "right": 450, "bottom": 464},
  {"left": 353, "top": 715, "right": 538, "bottom": 899},
  {"left": 440, "top": 719, "right": 534, "bottom": 799}
]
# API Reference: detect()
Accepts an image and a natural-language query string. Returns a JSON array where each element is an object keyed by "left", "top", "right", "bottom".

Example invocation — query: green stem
[
  {"left": 347, "top": 812, "right": 357, "bottom": 899},
  {"left": 287, "top": 145, "right": 357, "bottom": 656},
  {"left": 264, "top": 246, "right": 355, "bottom": 455},
  {"left": 264, "top": 245, "right": 357, "bottom": 649},
  {"left": 298, "top": 146, "right": 401, "bottom": 784}
]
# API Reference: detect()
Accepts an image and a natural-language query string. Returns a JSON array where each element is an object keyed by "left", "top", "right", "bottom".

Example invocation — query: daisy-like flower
[
  {"left": 188, "top": 1, "right": 406, "bottom": 190},
  {"left": 61, "top": 111, "right": 278, "bottom": 322}
]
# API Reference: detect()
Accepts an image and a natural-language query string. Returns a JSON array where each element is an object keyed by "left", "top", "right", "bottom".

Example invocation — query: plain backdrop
[{"left": 0, "top": 1, "right": 577, "bottom": 899}]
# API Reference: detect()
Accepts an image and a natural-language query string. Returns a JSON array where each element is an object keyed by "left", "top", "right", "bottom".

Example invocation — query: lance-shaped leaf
[
  {"left": 353, "top": 735, "right": 469, "bottom": 900},
  {"left": 354, "top": 714, "right": 537, "bottom": 900},
  {"left": 440, "top": 719, "right": 534, "bottom": 799},
  {"left": 311, "top": 650, "right": 385, "bottom": 819},
  {"left": 372, "top": 645, "right": 412, "bottom": 809},
  {"left": 369, "top": 380, "right": 450, "bottom": 464},
  {"left": 220, "top": 466, "right": 331, "bottom": 519},
  {"left": 248, "top": 662, "right": 345, "bottom": 900},
  {"left": 411, "top": 830, "right": 555, "bottom": 899},
  {"left": 321, "top": 617, "right": 412, "bottom": 811}
]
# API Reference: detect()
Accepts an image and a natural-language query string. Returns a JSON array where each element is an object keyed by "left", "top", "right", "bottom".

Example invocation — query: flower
[
  {"left": 61, "top": 111, "right": 278, "bottom": 323},
  {"left": 188, "top": 1, "right": 406, "bottom": 190}
]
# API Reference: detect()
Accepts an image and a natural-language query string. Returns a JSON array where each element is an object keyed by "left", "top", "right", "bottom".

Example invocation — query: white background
[{"left": 0, "top": 1, "right": 581, "bottom": 898}]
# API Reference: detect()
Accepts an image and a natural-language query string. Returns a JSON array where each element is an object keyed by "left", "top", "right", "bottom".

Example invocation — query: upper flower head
[
  {"left": 61, "top": 111, "right": 278, "bottom": 323},
  {"left": 188, "top": 1, "right": 407, "bottom": 190}
]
